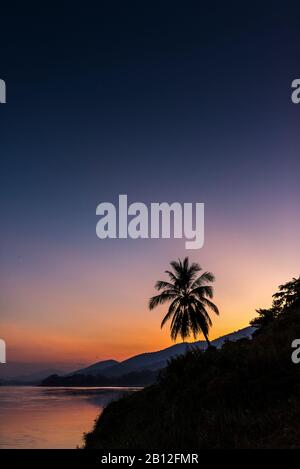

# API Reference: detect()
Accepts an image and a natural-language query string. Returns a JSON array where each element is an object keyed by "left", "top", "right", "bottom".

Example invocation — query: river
[{"left": 0, "top": 386, "right": 139, "bottom": 448}]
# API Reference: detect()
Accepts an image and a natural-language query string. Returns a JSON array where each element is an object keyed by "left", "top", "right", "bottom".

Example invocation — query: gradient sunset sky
[{"left": 1, "top": 2, "right": 299, "bottom": 368}]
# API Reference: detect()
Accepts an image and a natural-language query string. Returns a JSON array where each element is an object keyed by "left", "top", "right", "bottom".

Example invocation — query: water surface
[{"left": 0, "top": 386, "right": 138, "bottom": 448}]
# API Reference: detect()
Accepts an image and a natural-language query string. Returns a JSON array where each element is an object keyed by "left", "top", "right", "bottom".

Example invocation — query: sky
[{"left": 0, "top": 2, "right": 300, "bottom": 370}]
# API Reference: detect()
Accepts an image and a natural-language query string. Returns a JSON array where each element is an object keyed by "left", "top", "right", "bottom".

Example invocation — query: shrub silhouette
[{"left": 84, "top": 277, "right": 300, "bottom": 449}]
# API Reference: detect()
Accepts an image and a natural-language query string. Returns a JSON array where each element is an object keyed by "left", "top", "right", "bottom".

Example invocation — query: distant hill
[
  {"left": 2, "top": 368, "right": 64, "bottom": 385},
  {"left": 41, "top": 369, "right": 157, "bottom": 387},
  {"left": 72, "top": 326, "right": 255, "bottom": 379},
  {"left": 7, "top": 326, "right": 255, "bottom": 386},
  {"left": 0, "top": 361, "right": 81, "bottom": 381},
  {"left": 114, "top": 326, "right": 255, "bottom": 376},
  {"left": 67, "top": 360, "right": 119, "bottom": 376},
  {"left": 209, "top": 326, "right": 255, "bottom": 348}
]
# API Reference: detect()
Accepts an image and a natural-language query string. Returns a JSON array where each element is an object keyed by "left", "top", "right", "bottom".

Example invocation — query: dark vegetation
[
  {"left": 84, "top": 276, "right": 300, "bottom": 449},
  {"left": 41, "top": 369, "right": 157, "bottom": 387}
]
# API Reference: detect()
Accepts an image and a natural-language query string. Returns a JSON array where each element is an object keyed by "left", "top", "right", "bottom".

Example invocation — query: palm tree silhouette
[{"left": 149, "top": 257, "right": 219, "bottom": 346}]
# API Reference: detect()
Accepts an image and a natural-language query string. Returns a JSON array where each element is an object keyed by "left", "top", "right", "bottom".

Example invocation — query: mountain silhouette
[
  {"left": 71, "top": 326, "right": 255, "bottom": 378},
  {"left": 68, "top": 359, "right": 119, "bottom": 376}
]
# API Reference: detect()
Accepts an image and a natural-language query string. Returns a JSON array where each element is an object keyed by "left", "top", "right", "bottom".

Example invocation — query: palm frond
[
  {"left": 165, "top": 270, "right": 179, "bottom": 284},
  {"left": 170, "top": 259, "right": 183, "bottom": 276},
  {"left": 190, "top": 285, "right": 213, "bottom": 299},
  {"left": 201, "top": 297, "right": 220, "bottom": 315},
  {"left": 148, "top": 292, "right": 177, "bottom": 310},
  {"left": 190, "top": 298, "right": 213, "bottom": 326},
  {"left": 183, "top": 257, "right": 189, "bottom": 271},
  {"left": 160, "top": 298, "right": 181, "bottom": 328},
  {"left": 188, "top": 304, "right": 202, "bottom": 339},
  {"left": 191, "top": 271, "right": 215, "bottom": 288},
  {"left": 170, "top": 308, "right": 190, "bottom": 341},
  {"left": 188, "top": 262, "right": 202, "bottom": 278},
  {"left": 155, "top": 280, "right": 179, "bottom": 292}
]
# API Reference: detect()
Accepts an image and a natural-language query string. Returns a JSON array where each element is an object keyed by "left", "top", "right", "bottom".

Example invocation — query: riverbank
[{"left": 84, "top": 302, "right": 300, "bottom": 449}]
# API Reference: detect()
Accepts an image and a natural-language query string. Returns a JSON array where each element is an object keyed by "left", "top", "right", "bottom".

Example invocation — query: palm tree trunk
[{"left": 203, "top": 332, "right": 211, "bottom": 347}]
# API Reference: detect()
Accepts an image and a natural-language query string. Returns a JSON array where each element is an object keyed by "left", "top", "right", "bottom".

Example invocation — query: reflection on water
[{"left": 0, "top": 386, "right": 139, "bottom": 448}]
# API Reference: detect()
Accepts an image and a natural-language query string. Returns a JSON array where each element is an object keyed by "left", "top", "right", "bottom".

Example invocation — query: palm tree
[{"left": 149, "top": 257, "right": 219, "bottom": 346}]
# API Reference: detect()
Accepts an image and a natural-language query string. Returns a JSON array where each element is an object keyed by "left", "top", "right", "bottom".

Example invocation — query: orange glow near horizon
[{"left": 2, "top": 209, "right": 299, "bottom": 366}]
